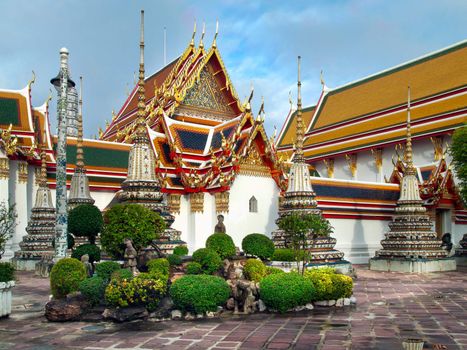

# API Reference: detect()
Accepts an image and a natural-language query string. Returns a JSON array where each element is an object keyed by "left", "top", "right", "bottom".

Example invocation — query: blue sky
[{"left": 1, "top": 0, "right": 466, "bottom": 137}]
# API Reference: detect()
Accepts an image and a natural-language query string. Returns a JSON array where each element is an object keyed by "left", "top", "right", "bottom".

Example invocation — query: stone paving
[{"left": 0, "top": 266, "right": 466, "bottom": 350}]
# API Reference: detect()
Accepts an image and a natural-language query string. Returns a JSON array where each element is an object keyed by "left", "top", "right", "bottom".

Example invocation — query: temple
[{"left": 0, "top": 16, "right": 465, "bottom": 266}]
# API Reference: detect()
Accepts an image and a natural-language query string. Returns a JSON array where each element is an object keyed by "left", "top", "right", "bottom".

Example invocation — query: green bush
[
  {"left": 101, "top": 204, "right": 166, "bottom": 259},
  {"left": 68, "top": 204, "right": 103, "bottom": 244},
  {"left": 242, "top": 233, "right": 275, "bottom": 260},
  {"left": 266, "top": 266, "right": 285, "bottom": 276},
  {"left": 79, "top": 276, "right": 105, "bottom": 306},
  {"left": 186, "top": 262, "right": 202, "bottom": 275},
  {"left": 170, "top": 275, "right": 230, "bottom": 314},
  {"left": 105, "top": 274, "right": 167, "bottom": 310},
  {"left": 110, "top": 268, "right": 134, "bottom": 282},
  {"left": 304, "top": 268, "right": 334, "bottom": 301},
  {"left": 173, "top": 245, "right": 188, "bottom": 256},
  {"left": 243, "top": 259, "right": 267, "bottom": 282},
  {"left": 0, "top": 262, "right": 15, "bottom": 282},
  {"left": 71, "top": 244, "right": 101, "bottom": 264},
  {"left": 50, "top": 258, "right": 87, "bottom": 299},
  {"left": 167, "top": 254, "right": 182, "bottom": 266},
  {"left": 272, "top": 248, "right": 296, "bottom": 262},
  {"left": 192, "top": 248, "right": 222, "bottom": 274},
  {"left": 95, "top": 261, "right": 121, "bottom": 281},
  {"left": 206, "top": 233, "right": 236, "bottom": 259},
  {"left": 147, "top": 258, "right": 170, "bottom": 279},
  {"left": 260, "top": 273, "right": 315, "bottom": 313},
  {"left": 330, "top": 274, "right": 353, "bottom": 299}
]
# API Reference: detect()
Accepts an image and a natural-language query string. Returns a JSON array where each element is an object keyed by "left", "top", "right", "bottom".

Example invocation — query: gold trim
[
  {"left": 215, "top": 191, "right": 229, "bottom": 213},
  {"left": 323, "top": 158, "right": 334, "bottom": 178},
  {"left": 371, "top": 148, "right": 383, "bottom": 173},
  {"left": 0, "top": 158, "right": 9, "bottom": 179},
  {"left": 190, "top": 192, "right": 204, "bottom": 213},
  {"left": 167, "top": 193, "right": 181, "bottom": 214},
  {"left": 238, "top": 147, "right": 271, "bottom": 177},
  {"left": 345, "top": 154, "right": 357, "bottom": 179},
  {"left": 17, "top": 161, "right": 28, "bottom": 183},
  {"left": 430, "top": 136, "right": 444, "bottom": 161}
]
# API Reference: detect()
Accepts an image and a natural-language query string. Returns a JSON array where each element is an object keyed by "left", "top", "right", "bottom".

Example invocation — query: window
[{"left": 249, "top": 196, "right": 258, "bottom": 213}]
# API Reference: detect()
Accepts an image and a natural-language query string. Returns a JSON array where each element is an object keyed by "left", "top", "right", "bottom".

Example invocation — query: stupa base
[
  {"left": 11, "top": 257, "right": 41, "bottom": 271},
  {"left": 305, "top": 260, "right": 353, "bottom": 275},
  {"left": 369, "top": 257, "right": 456, "bottom": 273}
]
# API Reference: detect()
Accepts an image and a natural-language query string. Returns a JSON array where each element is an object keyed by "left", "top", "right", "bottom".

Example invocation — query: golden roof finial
[
  {"left": 212, "top": 19, "right": 219, "bottom": 49},
  {"left": 27, "top": 70, "right": 36, "bottom": 90},
  {"left": 320, "top": 69, "right": 325, "bottom": 90},
  {"left": 199, "top": 22, "right": 206, "bottom": 49},
  {"left": 135, "top": 9, "right": 148, "bottom": 138},
  {"left": 45, "top": 88, "right": 53, "bottom": 108},
  {"left": 76, "top": 76, "right": 85, "bottom": 169},
  {"left": 190, "top": 21, "right": 197, "bottom": 47},
  {"left": 288, "top": 90, "right": 293, "bottom": 110}
]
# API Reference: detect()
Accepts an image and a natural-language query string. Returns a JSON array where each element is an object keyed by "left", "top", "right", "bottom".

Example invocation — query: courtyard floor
[{"left": 0, "top": 266, "right": 466, "bottom": 350}]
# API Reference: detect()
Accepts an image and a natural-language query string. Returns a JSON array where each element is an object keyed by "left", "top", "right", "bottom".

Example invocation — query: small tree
[
  {"left": 278, "top": 213, "right": 334, "bottom": 275},
  {"left": 100, "top": 204, "right": 165, "bottom": 259},
  {"left": 450, "top": 126, "right": 467, "bottom": 204},
  {"left": 0, "top": 202, "right": 17, "bottom": 258},
  {"left": 68, "top": 204, "right": 103, "bottom": 244}
]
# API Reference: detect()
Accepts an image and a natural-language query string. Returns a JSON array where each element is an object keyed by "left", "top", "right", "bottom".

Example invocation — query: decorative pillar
[
  {"left": 345, "top": 154, "right": 357, "bottom": 180},
  {"left": 51, "top": 48, "right": 74, "bottom": 259},
  {"left": 371, "top": 148, "right": 383, "bottom": 182},
  {"left": 0, "top": 158, "right": 9, "bottom": 204},
  {"left": 12, "top": 161, "right": 28, "bottom": 253},
  {"left": 323, "top": 159, "right": 334, "bottom": 178}
]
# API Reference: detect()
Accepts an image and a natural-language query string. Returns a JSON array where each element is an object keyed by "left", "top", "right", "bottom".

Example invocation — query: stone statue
[
  {"left": 80, "top": 254, "right": 93, "bottom": 277},
  {"left": 214, "top": 214, "right": 226, "bottom": 234},
  {"left": 441, "top": 233, "right": 453, "bottom": 254},
  {"left": 124, "top": 238, "right": 138, "bottom": 275}
]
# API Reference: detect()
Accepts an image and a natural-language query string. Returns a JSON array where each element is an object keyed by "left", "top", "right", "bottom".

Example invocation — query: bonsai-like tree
[
  {"left": 68, "top": 204, "right": 104, "bottom": 244},
  {"left": 0, "top": 202, "right": 17, "bottom": 258},
  {"left": 450, "top": 126, "right": 467, "bottom": 204},
  {"left": 278, "top": 213, "right": 333, "bottom": 275}
]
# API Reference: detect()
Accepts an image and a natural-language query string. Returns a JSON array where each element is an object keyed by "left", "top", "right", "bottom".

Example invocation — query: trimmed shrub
[
  {"left": 266, "top": 266, "right": 285, "bottom": 276},
  {"left": 68, "top": 204, "right": 103, "bottom": 244},
  {"left": 95, "top": 261, "right": 121, "bottom": 281},
  {"left": 110, "top": 268, "right": 134, "bottom": 282},
  {"left": 79, "top": 276, "right": 105, "bottom": 306},
  {"left": 167, "top": 254, "right": 182, "bottom": 266},
  {"left": 173, "top": 245, "right": 188, "bottom": 256},
  {"left": 192, "top": 248, "right": 222, "bottom": 274},
  {"left": 101, "top": 204, "right": 166, "bottom": 259},
  {"left": 243, "top": 259, "right": 267, "bottom": 282},
  {"left": 50, "top": 258, "right": 87, "bottom": 299},
  {"left": 170, "top": 275, "right": 230, "bottom": 314},
  {"left": 147, "top": 258, "right": 170, "bottom": 279},
  {"left": 71, "top": 244, "right": 101, "bottom": 264},
  {"left": 0, "top": 262, "right": 15, "bottom": 282},
  {"left": 272, "top": 248, "right": 295, "bottom": 262},
  {"left": 260, "top": 273, "right": 315, "bottom": 313},
  {"left": 330, "top": 274, "right": 353, "bottom": 300},
  {"left": 105, "top": 275, "right": 167, "bottom": 310},
  {"left": 186, "top": 262, "right": 202, "bottom": 275},
  {"left": 206, "top": 233, "right": 236, "bottom": 259},
  {"left": 242, "top": 233, "right": 275, "bottom": 260},
  {"left": 304, "top": 268, "right": 334, "bottom": 301}
]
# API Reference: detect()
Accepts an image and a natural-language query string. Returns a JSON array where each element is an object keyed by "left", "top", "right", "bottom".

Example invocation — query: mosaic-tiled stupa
[
  {"left": 12, "top": 148, "right": 55, "bottom": 270},
  {"left": 118, "top": 11, "right": 184, "bottom": 254},
  {"left": 272, "top": 57, "right": 347, "bottom": 268},
  {"left": 370, "top": 88, "right": 456, "bottom": 272}
]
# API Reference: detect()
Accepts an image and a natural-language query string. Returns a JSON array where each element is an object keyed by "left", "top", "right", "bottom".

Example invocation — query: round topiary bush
[
  {"left": 95, "top": 261, "right": 121, "bottom": 281},
  {"left": 304, "top": 268, "right": 334, "bottom": 301},
  {"left": 243, "top": 259, "right": 267, "bottom": 282},
  {"left": 330, "top": 274, "right": 353, "bottom": 300},
  {"left": 186, "top": 262, "right": 202, "bottom": 275},
  {"left": 173, "top": 245, "right": 188, "bottom": 256},
  {"left": 68, "top": 204, "right": 103, "bottom": 244},
  {"left": 100, "top": 204, "right": 166, "bottom": 259},
  {"left": 170, "top": 275, "right": 230, "bottom": 314},
  {"left": 260, "top": 272, "right": 315, "bottom": 313},
  {"left": 266, "top": 266, "right": 285, "bottom": 276},
  {"left": 167, "top": 254, "right": 182, "bottom": 266},
  {"left": 50, "top": 258, "right": 87, "bottom": 299},
  {"left": 110, "top": 268, "right": 134, "bottom": 282},
  {"left": 205, "top": 233, "right": 236, "bottom": 260},
  {"left": 71, "top": 244, "right": 101, "bottom": 264},
  {"left": 79, "top": 276, "right": 105, "bottom": 306},
  {"left": 192, "top": 248, "right": 222, "bottom": 274},
  {"left": 242, "top": 233, "right": 275, "bottom": 260},
  {"left": 147, "top": 258, "right": 170, "bottom": 279},
  {"left": 272, "top": 248, "right": 296, "bottom": 262}
]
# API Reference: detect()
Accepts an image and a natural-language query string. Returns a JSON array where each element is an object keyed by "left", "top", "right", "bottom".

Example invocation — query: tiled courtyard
[{"left": 0, "top": 266, "right": 466, "bottom": 350}]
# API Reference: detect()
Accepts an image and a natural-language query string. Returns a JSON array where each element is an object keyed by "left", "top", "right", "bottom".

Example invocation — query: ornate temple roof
[{"left": 276, "top": 40, "right": 467, "bottom": 161}]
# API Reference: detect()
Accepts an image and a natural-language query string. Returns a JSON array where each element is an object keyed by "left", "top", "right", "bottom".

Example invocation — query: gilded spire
[
  {"left": 404, "top": 86, "right": 414, "bottom": 171},
  {"left": 295, "top": 56, "right": 304, "bottom": 163},
  {"left": 39, "top": 145, "right": 48, "bottom": 188},
  {"left": 190, "top": 21, "right": 197, "bottom": 47},
  {"left": 212, "top": 20, "right": 219, "bottom": 49},
  {"left": 199, "top": 22, "right": 206, "bottom": 49},
  {"left": 76, "top": 76, "right": 84, "bottom": 169},
  {"left": 135, "top": 9, "right": 147, "bottom": 138}
]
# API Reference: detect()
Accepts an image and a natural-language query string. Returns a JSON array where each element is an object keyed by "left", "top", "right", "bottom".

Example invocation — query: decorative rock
[
  {"left": 206, "top": 311, "right": 216, "bottom": 318},
  {"left": 45, "top": 299, "right": 83, "bottom": 322},
  {"left": 344, "top": 298, "right": 351, "bottom": 306},
  {"left": 314, "top": 300, "right": 328, "bottom": 307},
  {"left": 225, "top": 297, "right": 235, "bottom": 310},
  {"left": 184, "top": 312, "right": 195, "bottom": 321},
  {"left": 151, "top": 296, "right": 173, "bottom": 319},
  {"left": 102, "top": 306, "right": 148, "bottom": 322},
  {"left": 349, "top": 296, "right": 357, "bottom": 304},
  {"left": 171, "top": 310, "right": 182, "bottom": 319},
  {"left": 336, "top": 298, "right": 344, "bottom": 307},
  {"left": 305, "top": 303, "right": 314, "bottom": 310},
  {"left": 293, "top": 305, "right": 305, "bottom": 312},
  {"left": 196, "top": 313, "right": 204, "bottom": 319},
  {"left": 328, "top": 300, "right": 336, "bottom": 306},
  {"left": 257, "top": 299, "right": 267, "bottom": 312}
]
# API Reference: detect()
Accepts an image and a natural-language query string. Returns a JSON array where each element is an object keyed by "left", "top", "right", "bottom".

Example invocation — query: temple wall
[
  {"left": 453, "top": 222, "right": 466, "bottom": 248},
  {"left": 329, "top": 217, "right": 390, "bottom": 264}
]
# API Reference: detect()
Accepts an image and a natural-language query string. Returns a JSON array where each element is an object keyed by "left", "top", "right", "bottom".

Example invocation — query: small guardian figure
[
  {"left": 124, "top": 238, "right": 138, "bottom": 276},
  {"left": 214, "top": 214, "right": 226, "bottom": 234},
  {"left": 80, "top": 254, "right": 93, "bottom": 277}
]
